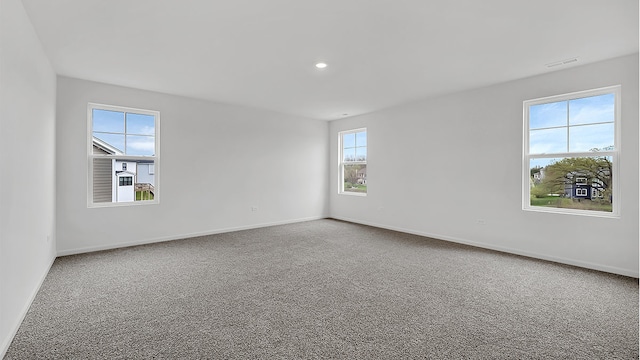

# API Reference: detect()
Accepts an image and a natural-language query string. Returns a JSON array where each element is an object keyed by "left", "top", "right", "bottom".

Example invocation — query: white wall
[
  {"left": 56, "top": 77, "right": 329, "bottom": 255},
  {"left": 0, "top": 0, "right": 57, "bottom": 356},
  {"left": 330, "top": 54, "right": 639, "bottom": 277}
]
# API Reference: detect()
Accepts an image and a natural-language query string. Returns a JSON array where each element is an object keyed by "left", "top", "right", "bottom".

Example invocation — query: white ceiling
[{"left": 21, "top": 0, "right": 639, "bottom": 120}]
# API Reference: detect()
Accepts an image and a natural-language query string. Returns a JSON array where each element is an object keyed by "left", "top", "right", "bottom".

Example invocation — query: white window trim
[
  {"left": 522, "top": 85, "right": 620, "bottom": 218},
  {"left": 576, "top": 188, "right": 588, "bottom": 196},
  {"left": 339, "top": 128, "right": 367, "bottom": 196},
  {"left": 87, "top": 103, "right": 160, "bottom": 208}
]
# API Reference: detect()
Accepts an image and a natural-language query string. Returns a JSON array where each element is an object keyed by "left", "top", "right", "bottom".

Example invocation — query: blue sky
[
  {"left": 93, "top": 109, "right": 155, "bottom": 156},
  {"left": 529, "top": 93, "right": 614, "bottom": 158},
  {"left": 343, "top": 131, "right": 367, "bottom": 161}
]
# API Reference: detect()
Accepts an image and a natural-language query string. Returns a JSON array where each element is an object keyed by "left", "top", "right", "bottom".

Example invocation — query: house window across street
[
  {"left": 339, "top": 128, "right": 367, "bottom": 195},
  {"left": 524, "top": 86, "right": 619, "bottom": 216},
  {"left": 88, "top": 103, "right": 159, "bottom": 206}
]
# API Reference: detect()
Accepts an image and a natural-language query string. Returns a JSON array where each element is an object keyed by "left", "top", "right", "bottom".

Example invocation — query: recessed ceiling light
[{"left": 315, "top": 62, "right": 327, "bottom": 69}]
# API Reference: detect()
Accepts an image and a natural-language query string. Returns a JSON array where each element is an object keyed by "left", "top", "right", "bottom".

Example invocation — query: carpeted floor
[{"left": 5, "top": 219, "right": 639, "bottom": 359}]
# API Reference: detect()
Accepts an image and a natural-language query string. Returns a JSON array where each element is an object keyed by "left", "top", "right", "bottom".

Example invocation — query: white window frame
[
  {"left": 339, "top": 128, "right": 367, "bottom": 196},
  {"left": 88, "top": 103, "right": 160, "bottom": 207},
  {"left": 576, "top": 188, "right": 588, "bottom": 197},
  {"left": 522, "top": 85, "right": 620, "bottom": 217}
]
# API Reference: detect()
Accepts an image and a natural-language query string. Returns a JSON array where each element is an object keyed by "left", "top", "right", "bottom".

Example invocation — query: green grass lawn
[
  {"left": 531, "top": 196, "right": 612, "bottom": 212},
  {"left": 530, "top": 196, "right": 560, "bottom": 206},
  {"left": 345, "top": 184, "right": 367, "bottom": 193}
]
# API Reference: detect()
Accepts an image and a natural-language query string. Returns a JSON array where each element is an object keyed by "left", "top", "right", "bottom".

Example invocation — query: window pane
[
  {"left": 343, "top": 133, "right": 355, "bottom": 148},
  {"left": 569, "top": 123, "right": 614, "bottom": 152},
  {"left": 92, "top": 133, "right": 125, "bottom": 154},
  {"left": 529, "top": 101, "right": 567, "bottom": 129},
  {"left": 126, "top": 113, "right": 155, "bottom": 135},
  {"left": 569, "top": 93, "right": 614, "bottom": 126},
  {"left": 529, "top": 156, "right": 612, "bottom": 212},
  {"left": 355, "top": 131, "right": 367, "bottom": 147},
  {"left": 343, "top": 147, "right": 356, "bottom": 161},
  {"left": 529, "top": 127, "right": 566, "bottom": 154},
  {"left": 126, "top": 135, "right": 155, "bottom": 156},
  {"left": 355, "top": 146, "right": 367, "bottom": 161},
  {"left": 93, "top": 158, "right": 156, "bottom": 203},
  {"left": 93, "top": 109, "right": 125, "bottom": 133},
  {"left": 343, "top": 164, "right": 367, "bottom": 193}
]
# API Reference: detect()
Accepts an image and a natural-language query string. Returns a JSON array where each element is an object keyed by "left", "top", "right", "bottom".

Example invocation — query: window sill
[
  {"left": 523, "top": 205, "right": 619, "bottom": 219},
  {"left": 339, "top": 192, "right": 367, "bottom": 197},
  {"left": 88, "top": 200, "right": 159, "bottom": 208}
]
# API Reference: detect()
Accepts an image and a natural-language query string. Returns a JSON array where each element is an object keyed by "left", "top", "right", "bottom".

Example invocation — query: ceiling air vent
[{"left": 546, "top": 58, "right": 578, "bottom": 68}]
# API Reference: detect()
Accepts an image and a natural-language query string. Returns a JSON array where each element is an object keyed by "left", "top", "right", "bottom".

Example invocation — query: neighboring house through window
[
  {"left": 523, "top": 86, "right": 619, "bottom": 216},
  {"left": 339, "top": 128, "right": 367, "bottom": 195},
  {"left": 88, "top": 103, "right": 159, "bottom": 206}
]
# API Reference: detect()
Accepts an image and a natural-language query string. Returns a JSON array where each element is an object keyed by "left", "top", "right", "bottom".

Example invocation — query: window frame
[
  {"left": 87, "top": 103, "right": 160, "bottom": 208},
  {"left": 338, "top": 128, "right": 367, "bottom": 196},
  {"left": 522, "top": 85, "right": 620, "bottom": 217}
]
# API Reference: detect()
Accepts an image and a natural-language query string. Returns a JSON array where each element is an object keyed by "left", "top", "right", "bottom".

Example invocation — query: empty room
[{"left": 1, "top": 0, "right": 638, "bottom": 358}]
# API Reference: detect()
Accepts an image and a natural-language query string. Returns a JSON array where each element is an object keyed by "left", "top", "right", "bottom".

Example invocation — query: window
[
  {"left": 88, "top": 103, "right": 159, "bottom": 206},
  {"left": 592, "top": 188, "right": 603, "bottom": 198},
  {"left": 339, "top": 128, "right": 367, "bottom": 195},
  {"left": 524, "top": 86, "right": 619, "bottom": 216},
  {"left": 119, "top": 176, "right": 133, "bottom": 186}
]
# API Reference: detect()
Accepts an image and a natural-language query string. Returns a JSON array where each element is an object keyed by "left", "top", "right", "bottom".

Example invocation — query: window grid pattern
[
  {"left": 339, "top": 129, "right": 367, "bottom": 195},
  {"left": 523, "top": 86, "right": 619, "bottom": 216},
  {"left": 88, "top": 103, "right": 159, "bottom": 207}
]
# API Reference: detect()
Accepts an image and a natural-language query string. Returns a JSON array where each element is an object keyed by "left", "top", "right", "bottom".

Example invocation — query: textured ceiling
[{"left": 21, "top": 0, "right": 639, "bottom": 120}]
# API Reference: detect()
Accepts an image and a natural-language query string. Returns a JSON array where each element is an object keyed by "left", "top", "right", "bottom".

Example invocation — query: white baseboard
[
  {"left": 57, "top": 215, "right": 329, "bottom": 257},
  {"left": 1, "top": 255, "right": 56, "bottom": 359},
  {"left": 330, "top": 216, "right": 639, "bottom": 278}
]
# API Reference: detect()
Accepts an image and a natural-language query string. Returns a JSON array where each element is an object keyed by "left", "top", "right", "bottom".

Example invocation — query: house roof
[{"left": 93, "top": 137, "right": 123, "bottom": 155}]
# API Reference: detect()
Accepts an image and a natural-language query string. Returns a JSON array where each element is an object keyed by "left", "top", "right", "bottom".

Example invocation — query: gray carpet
[{"left": 5, "top": 219, "right": 638, "bottom": 359}]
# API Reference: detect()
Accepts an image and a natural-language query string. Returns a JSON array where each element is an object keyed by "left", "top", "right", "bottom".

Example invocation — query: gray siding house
[{"left": 92, "top": 137, "right": 122, "bottom": 203}]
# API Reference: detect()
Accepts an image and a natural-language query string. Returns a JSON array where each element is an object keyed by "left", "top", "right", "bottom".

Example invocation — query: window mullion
[
  {"left": 566, "top": 100, "right": 570, "bottom": 153},
  {"left": 124, "top": 112, "right": 128, "bottom": 154}
]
